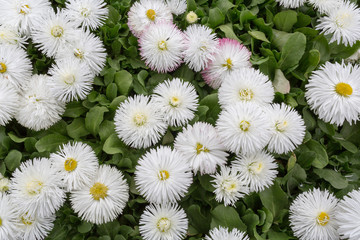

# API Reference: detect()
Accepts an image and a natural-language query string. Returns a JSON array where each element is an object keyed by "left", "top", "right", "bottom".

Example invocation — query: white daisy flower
[
  {"left": 0, "top": 0, "right": 52, "bottom": 35},
  {"left": 305, "top": 61, "right": 360, "bottom": 126},
  {"left": 183, "top": 24, "right": 218, "bottom": 72},
  {"left": 275, "top": 0, "right": 306, "bottom": 8},
  {"left": 64, "top": 0, "right": 108, "bottom": 30},
  {"left": 128, "top": 0, "right": 173, "bottom": 38},
  {"left": 165, "top": 0, "right": 187, "bottom": 15},
  {"left": 9, "top": 158, "right": 66, "bottom": 218},
  {"left": 186, "top": 11, "right": 198, "bottom": 24},
  {"left": 316, "top": 1, "right": 360, "bottom": 47},
  {"left": 0, "top": 193, "right": 19, "bottom": 240},
  {"left": 48, "top": 58, "right": 94, "bottom": 103},
  {"left": 0, "top": 174, "right": 10, "bottom": 192},
  {"left": 139, "top": 203, "right": 188, "bottom": 240},
  {"left": 266, "top": 103, "right": 306, "bottom": 154},
  {"left": 218, "top": 68, "right": 274, "bottom": 109},
  {"left": 205, "top": 226, "right": 250, "bottom": 240},
  {"left": 31, "top": 9, "right": 78, "bottom": 57},
  {"left": 55, "top": 30, "right": 106, "bottom": 75},
  {"left": 336, "top": 189, "right": 360, "bottom": 240},
  {"left": 139, "top": 21, "right": 185, "bottom": 73},
  {"left": 50, "top": 142, "right": 99, "bottom": 192},
  {"left": 0, "top": 84, "right": 19, "bottom": 126},
  {"left": 16, "top": 213, "right": 55, "bottom": 240},
  {"left": 0, "top": 24, "right": 27, "bottom": 48},
  {"left": 232, "top": 151, "right": 278, "bottom": 192},
  {"left": 211, "top": 166, "right": 249, "bottom": 206},
  {"left": 135, "top": 146, "right": 193, "bottom": 204},
  {"left": 201, "top": 38, "right": 251, "bottom": 89},
  {"left": 152, "top": 78, "right": 199, "bottom": 127},
  {"left": 174, "top": 122, "right": 228, "bottom": 175},
  {"left": 0, "top": 44, "right": 32, "bottom": 88},
  {"left": 289, "top": 188, "right": 339, "bottom": 240},
  {"left": 114, "top": 95, "right": 167, "bottom": 149},
  {"left": 70, "top": 165, "right": 129, "bottom": 225},
  {"left": 216, "top": 102, "right": 272, "bottom": 155},
  {"left": 307, "top": 0, "right": 342, "bottom": 14},
  {"left": 15, "top": 75, "right": 66, "bottom": 131}
]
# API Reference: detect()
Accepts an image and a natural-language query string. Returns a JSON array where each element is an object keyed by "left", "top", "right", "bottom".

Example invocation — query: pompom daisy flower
[
  {"left": 174, "top": 122, "right": 228, "bottom": 175},
  {"left": 211, "top": 166, "right": 249, "bottom": 206},
  {"left": 152, "top": 78, "right": 199, "bottom": 127},
  {"left": 201, "top": 38, "right": 251, "bottom": 89},
  {"left": 0, "top": 84, "right": 19, "bottom": 126},
  {"left": 70, "top": 165, "right": 129, "bottom": 225},
  {"left": 16, "top": 213, "right": 55, "bottom": 240},
  {"left": 205, "top": 226, "right": 250, "bottom": 240},
  {"left": 0, "top": 24, "right": 27, "bottom": 48},
  {"left": 289, "top": 188, "right": 339, "bottom": 240},
  {"left": 183, "top": 24, "right": 218, "bottom": 72},
  {"left": 128, "top": 0, "right": 173, "bottom": 37},
  {"left": 50, "top": 142, "right": 99, "bottom": 192},
  {"left": 48, "top": 58, "right": 94, "bottom": 103},
  {"left": 216, "top": 102, "right": 272, "bottom": 154},
  {"left": 307, "top": 0, "right": 342, "bottom": 14},
  {"left": 9, "top": 158, "right": 66, "bottom": 218},
  {"left": 316, "top": 1, "right": 360, "bottom": 47},
  {"left": 232, "top": 151, "right": 278, "bottom": 192},
  {"left": 165, "top": 0, "right": 187, "bottom": 15},
  {"left": 114, "top": 95, "right": 167, "bottom": 149},
  {"left": 64, "top": 0, "right": 108, "bottom": 30},
  {"left": 305, "top": 61, "right": 360, "bottom": 126},
  {"left": 186, "top": 11, "right": 198, "bottom": 24},
  {"left": 139, "top": 21, "right": 185, "bottom": 73},
  {"left": 218, "top": 68, "right": 274, "bottom": 109},
  {"left": 336, "top": 189, "right": 360, "bottom": 240},
  {"left": 139, "top": 203, "right": 188, "bottom": 240},
  {"left": 135, "top": 146, "right": 193, "bottom": 203},
  {"left": 275, "top": 0, "right": 306, "bottom": 8},
  {"left": 15, "top": 74, "right": 66, "bottom": 131},
  {"left": 0, "top": 193, "right": 19, "bottom": 240}
]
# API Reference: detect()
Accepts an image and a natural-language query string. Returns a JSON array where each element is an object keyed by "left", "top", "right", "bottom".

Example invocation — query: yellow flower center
[
  {"left": 222, "top": 58, "right": 233, "bottom": 70},
  {"left": 63, "top": 74, "right": 76, "bottom": 85},
  {"left": 26, "top": 180, "right": 43, "bottom": 195},
  {"left": 239, "top": 120, "right": 250, "bottom": 132},
  {"left": 158, "top": 170, "right": 170, "bottom": 181},
  {"left": 196, "top": 143, "right": 210, "bottom": 154},
  {"left": 275, "top": 120, "right": 288, "bottom": 132},
  {"left": 335, "top": 13, "right": 351, "bottom": 28},
  {"left": 222, "top": 179, "right": 237, "bottom": 193},
  {"left": 158, "top": 40, "right": 167, "bottom": 51},
  {"left": 238, "top": 89, "right": 254, "bottom": 101},
  {"left": 0, "top": 62, "right": 7, "bottom": 73},
  {"left": 74, "top": 48, "right": 84, "bottom": 59},
  {"left": 80, "top": 7, "right": 91, "bottom": 17},
  {"left": 146, "top": 9, "right": 156, "bottom": 21},
  {"left": 51, "top": 26, "right": 64, "bottom": 38},
  {"left": 133, "top": 113, "right": 147, "bottom": 126},
  {"left": 169, "top": 96, "right": 181, "bottom": 107},
  {"left": 64, "top": 158, "right": 77, "bottom": 172},
  {"left": 157, "top": 217, "right": 171, "bottom": 232},
  {"left": 21, "top": 216, "right": 33, "bottom": 226},
  {"left": 186, "top": 11, "right": 198, "bottom": 23},
  {"left": 335, "top": 82, "right": 353, "bottom": 97},
  {"left": 248, "top": 162, "right": 263, "bottom": 174},
  {"left": 90, "top": 182, "right": 108, "bottom": 200},
  {"left": 19, "top": 4, "right": 30, "bottom": 14},
  {"left": 0, "top": 217, "right": 2, "bottom": 226},
  {"left": 317, "top": 212, "right": 330, "bottom": 226}
]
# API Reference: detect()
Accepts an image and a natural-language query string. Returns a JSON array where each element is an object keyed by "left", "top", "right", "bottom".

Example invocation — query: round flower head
[
  {"left": 205, "top": 226, "right": 250, "bottom": 240},
  {"left": 232, "top": 151, "right": 278, "bottom": 192},
  {"left": 202, "top": 38, "right": 251, "bottom": 89},
  {"left": 211, "top": 166, "right": 249, "bottom": 206},
  {"left": 16, "top": 213, "right": 55, "bottom": 240},
  {"left": 50, "top": 142, "right": 99, "bottom": 192},
  {"left": 174, "top": 122, "right": 228, "bottom": 175},
  {"left": 305, "top": 61, "right": 360, "bottom": 126},
  {"left": 0, "top": 24, "right": 27, "bottom": 48},
  {"left": 31, "top": 9, "right": 78, "bottom": 57},
  {"left": 216, "top": 102, "right": 272, "bottom": 154},
  {"left": 289, "top": 188, "right": 339, "bottom": 240},
  {"left": 128, "top": 0, "right": 173, "bottom": 37},
  {"left": 70, "top": 165, "right": 129, "bottom": 225},
  {"left": 307, "top": 0, "right": 342, "bottom": 14},
  {"left": 336, "top": 189, "right": 360, "bottom": 239},
  {"left": 0, "top": 84, "right": 19, "bottom": 126},
  {"left": 183, "top": 24, "right": 218, "bottom": 72},
  {"left": 218, "top": 68, "right": 274, "bottom": 109},
  {"left": 9, "top": 158, "right": 66, "bottom": 218},
  {"left": 275, "top": 0, "right": 306, "bottom": 8},
  {"left": 64, "top": 0, "right": 108, "bottom": 30},
  {"left": 139, "top": 21, "right": 185, "bottom": 73},
  {"left": 135, "top": 146, "right": 193, "bottom": 203},
  {"left": 0, "top": 0, "right": 52, "bottom": 35},
  {"left": 49, "top": 58, "right": 94, "bottom": 103},
  {"left": 139, "top": 203, "right": 188, "bottom": 240},
  {"left": 165, "top": 0, "right": 186, "bottom": 15},
  {"left": 152, "top": 78, "right": 199, "bottom": 127},
  {"left": 15, "top": 74, "right": 66, "bottom": 131},
  {"left": 266, "top": 103, "right": 306, "bottom": 154},
  {"left": 316, "top": 1, "right": 360, "bottom": 47},
  {"left": 0, "top": 193, "right": 19, "bottom": 240},
  {"left": 186, "top": 11, "right": 198, "bottom": 24},
  {"left": 114, "top": 95, "right": 167, "bottom": 149},
  {"left": 0, "top": 44, "right": 32, "bottom": 88},
  {"left": 56, "top": 30, "right": 106, "bottom": 75}
]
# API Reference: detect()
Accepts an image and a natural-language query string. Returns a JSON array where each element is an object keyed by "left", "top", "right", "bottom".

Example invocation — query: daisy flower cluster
[
  {"left": 0, "top": 142, "right": 129, "bottom": 239},
  {"left": 0, "top": 0, "right": 107, "bottom": 131}
]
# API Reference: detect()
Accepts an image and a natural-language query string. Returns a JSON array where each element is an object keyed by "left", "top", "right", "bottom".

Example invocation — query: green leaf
[
  {"left": 78, "top": 222, "right": 93, "bottom": 234},
  {"left": 248, "top": 30, "right": 270, "bottom": 43},
  {"left": 278, "top": 32, "right": 306, "bottom": 71},
  {"left": 115, "top": 70, "right": 133, "bottom": 96},
  {"left": 314, "top": 169, "right": 348, "bottom": 189},
  {"left": 63, "top": 101, "right": 88, "bottom": 118},
  {"left": 106, "top": 83, "right": 118, "bottom": 100},
  {"left": 333, "top": 133, "right": 358, "bottom": 153},
  {"left": 187, "top": 205, "right": 210, "bottom": 233},
  {"left": 67, "top": 118, "right": 90, "bottom": 139},
  {"left": 35, "top": 134, "right": 69, "bottom": 152},
  {"left": 208, "top": 8, "right": 225, "bottom": 28},
  {"left": 304, "top": 140, "right": 329, "bottom": 168},
  {"left": 99, "top": 120, "right": 115, "bottom": 141},
  {"left": 8, "top": 132, "right": 27, "bottom": 143},
  {"left": 259, "top": 182, "right": 288, "bottom": 220},
  {"left": 85, "top": 106, "right": 109, "bottom": 136},
  {"left": 273, "top": 10, "right": 297, "bottom": 32},
  {"left": 210, "top": 205, "right": 247, "bottom": 231},
  {"left": 215, "top": 0, "right": 235, "bottom": 13},
  {"left": 273, "top": 69, "right": 290, "bottom": 94},
  {"left": 103, "top": 133, "right": 125, "bottom": 155},
  {"left": 5, "top": 150, "right": 22, "bottom": 171}
]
